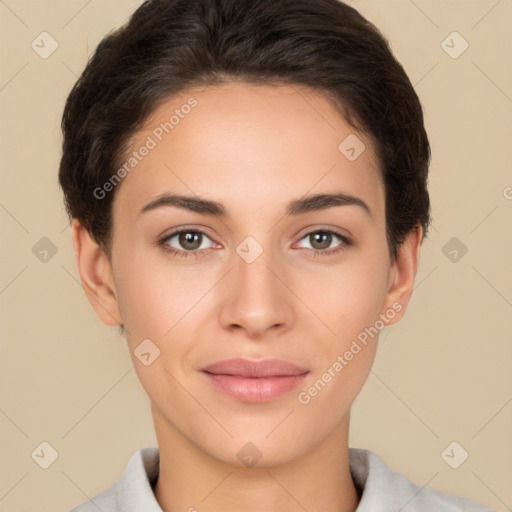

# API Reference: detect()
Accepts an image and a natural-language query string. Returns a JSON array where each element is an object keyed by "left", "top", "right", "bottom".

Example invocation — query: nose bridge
[{"left": 219, "top": 235, "right": 294, "bottom": 335}]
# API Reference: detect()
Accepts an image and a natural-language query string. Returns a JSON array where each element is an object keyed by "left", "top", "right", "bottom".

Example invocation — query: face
[{"left": 75, "top": 82, "right": 419, "bottom": 467}]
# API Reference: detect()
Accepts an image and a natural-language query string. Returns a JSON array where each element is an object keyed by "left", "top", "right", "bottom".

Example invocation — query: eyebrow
[{"left": 138, "top": 191, "right": 372, "bottom": 219}]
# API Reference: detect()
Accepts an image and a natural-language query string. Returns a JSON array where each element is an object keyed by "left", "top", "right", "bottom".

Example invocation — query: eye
[
  {"left": 295, "top": 229, "right": 352, "bottom": 257},
  {"left": 158, "top": 227, "right": 353, "bottom": 259},
  {"left": 159, "top": 229, "right": 215, "bottom": 258}
]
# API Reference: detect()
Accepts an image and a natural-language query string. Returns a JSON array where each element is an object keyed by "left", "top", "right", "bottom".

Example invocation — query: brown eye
[
  {"left": 177, "top": 231, "right": 203, "bottom": 251},
  {"left": 296, "top": 229, "right": 353, "bottom": 258},
  {"left": 309, "top": 231, "right": 333, "bottom": 250},
  {"left": 160, "top": 229, "right": 215, "bottom": 258}
]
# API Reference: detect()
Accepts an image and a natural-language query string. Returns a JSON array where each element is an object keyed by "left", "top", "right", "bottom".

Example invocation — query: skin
[{"left": 72, "top": 82, "right": 422, "bottom": 512}]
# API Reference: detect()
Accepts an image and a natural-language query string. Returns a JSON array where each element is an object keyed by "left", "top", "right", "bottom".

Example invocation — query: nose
[{"left": 218, "top": 244, "right": 296, "bottom": 339}]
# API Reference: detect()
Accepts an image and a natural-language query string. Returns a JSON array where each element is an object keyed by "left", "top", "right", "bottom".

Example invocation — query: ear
[
  {"left": 71, "top": 219, "right": 122, "bottom": 327},
  {"left": 381, "top": 226, "right": 423, "bottom": 325}
]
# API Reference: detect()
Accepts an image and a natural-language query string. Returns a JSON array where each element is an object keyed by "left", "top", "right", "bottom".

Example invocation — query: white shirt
[{"left": 70, "top": 446, "right": 497, "bottom": 511}]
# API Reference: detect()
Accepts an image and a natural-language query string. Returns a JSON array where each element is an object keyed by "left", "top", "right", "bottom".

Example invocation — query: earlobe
[
  {"left": 381, "top": 226, "right": 423, "bottom": 325},
  {"left": 71, "top": 219, "right": 123, "bottom": 327}
]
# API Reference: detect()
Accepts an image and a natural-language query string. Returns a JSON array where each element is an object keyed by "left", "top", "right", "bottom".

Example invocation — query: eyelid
[
  {"left": 158, "top": 224, "right": 353, "bottom": 258},
  {"left": 159, "top": 226, "right": 218, "bottom": 248},
  {"left": 159, "top": 224, "right": 217, "bottom": 242},
  {"left": 293, "top": 227, "right": 352, "bottom": 250},
  {"left": 294, "top": 223, "right": 352, "bottom": 240}
]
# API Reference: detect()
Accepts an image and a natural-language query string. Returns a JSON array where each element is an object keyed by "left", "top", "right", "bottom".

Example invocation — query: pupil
[
  {"left": 313, "top": 232, "right": 331, "bottom": 250},
  {"left": 180, "top": 232, "right": 200, "bottom": 250}
]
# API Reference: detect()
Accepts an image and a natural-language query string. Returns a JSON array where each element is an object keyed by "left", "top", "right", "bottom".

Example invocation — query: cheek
[
  {"left": 294, "top": 263, "right": 388, "bottom": 425},
  {"left": 301, "top": 254, "right": 390, "bottom": 343},
  {"left": 113, "top": 254, "right": 208, "bottom": 339},
  {"left": 295, "top": 246, "right": 390, "bottom": 394}
]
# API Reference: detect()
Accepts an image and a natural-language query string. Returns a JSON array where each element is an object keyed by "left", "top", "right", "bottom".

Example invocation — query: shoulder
[
  {"left": 69, "top": 447, "right": 161, "bottom": 512},
  {"left": 349, "top": 447, "right": 497, "bottom": 512}
]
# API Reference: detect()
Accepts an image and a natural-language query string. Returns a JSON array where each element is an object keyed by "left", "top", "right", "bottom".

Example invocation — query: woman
[{"left": 59, "top": 0, "right": 496, "bottom": 510}]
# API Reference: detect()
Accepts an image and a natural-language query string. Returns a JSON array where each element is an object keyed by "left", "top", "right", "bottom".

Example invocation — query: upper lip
[{"left": 202, "top": 358, "right": 309, "bottom": 378}]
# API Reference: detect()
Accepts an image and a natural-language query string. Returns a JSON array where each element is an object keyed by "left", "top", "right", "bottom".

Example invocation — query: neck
[{"left": 152, "top": 405, "right": 360, "bottom": 512}]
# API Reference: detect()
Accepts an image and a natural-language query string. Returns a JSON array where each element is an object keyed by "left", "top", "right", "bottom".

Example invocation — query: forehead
[{"left": 112, "top": 82, "right": 384, "bottom": 223}]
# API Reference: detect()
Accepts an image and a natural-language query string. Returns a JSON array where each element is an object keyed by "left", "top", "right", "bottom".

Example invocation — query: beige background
[{"left": 1, "top": 1, "right": 511, "bottom": 511}]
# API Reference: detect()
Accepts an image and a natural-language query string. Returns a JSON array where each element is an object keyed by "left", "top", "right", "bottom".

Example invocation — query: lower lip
[{"left": 202, "top": 372, "right": 309, "bottom": 403}]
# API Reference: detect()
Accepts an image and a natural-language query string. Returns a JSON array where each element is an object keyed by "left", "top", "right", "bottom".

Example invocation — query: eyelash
[{"left": 158, "top": 227, "right": 353, "bottom": 259}]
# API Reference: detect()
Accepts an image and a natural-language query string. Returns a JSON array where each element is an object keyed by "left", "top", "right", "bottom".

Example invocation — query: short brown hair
[{"left": 58, "top": 0, "right": 431, "bottom": 261}]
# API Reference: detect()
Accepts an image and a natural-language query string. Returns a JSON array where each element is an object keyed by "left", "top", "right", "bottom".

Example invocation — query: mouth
[{"left": 201, "top": 358, "right": 310, "bottom": 403}]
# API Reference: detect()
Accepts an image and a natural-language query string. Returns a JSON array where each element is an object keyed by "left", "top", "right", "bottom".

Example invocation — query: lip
[{"left": 201, "top": 358, "right": 310, "bottom": 403}]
